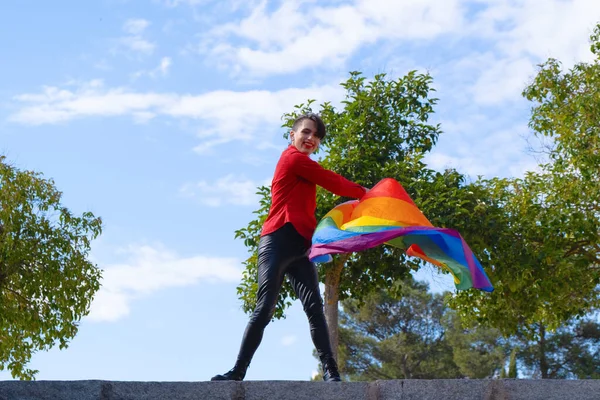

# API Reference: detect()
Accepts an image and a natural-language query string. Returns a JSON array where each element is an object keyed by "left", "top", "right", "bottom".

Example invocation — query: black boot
[
  {"left": 211, "top": 360, "right": 249, "bottom": 381},
  {"left": 321, "top": 356, "right": 341, "bottom": 382}
]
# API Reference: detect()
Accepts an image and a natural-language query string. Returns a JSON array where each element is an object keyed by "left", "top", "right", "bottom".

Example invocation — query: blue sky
[{"left": 1, "top": 0, "right": 599, "bottom": 382}]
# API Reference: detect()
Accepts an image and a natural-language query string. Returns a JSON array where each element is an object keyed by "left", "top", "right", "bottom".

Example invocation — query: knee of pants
[
  {"left": 304, "top": 298, "right": 325, "bottom": 318},
  {"left": 249, "top": 302, "right": 276, "bottom": 327}
]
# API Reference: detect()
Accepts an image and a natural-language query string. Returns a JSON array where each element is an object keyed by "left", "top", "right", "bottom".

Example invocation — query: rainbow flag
[{"left": 309, "top": 178, "right": 493, "bottom": 292}]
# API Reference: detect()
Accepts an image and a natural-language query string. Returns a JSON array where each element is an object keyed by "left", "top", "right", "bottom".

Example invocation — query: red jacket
[{"left": 261, "top": 145, "right": 366, "bottom": 243}]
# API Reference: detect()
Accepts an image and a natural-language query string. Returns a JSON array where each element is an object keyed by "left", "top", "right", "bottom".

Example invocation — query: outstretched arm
[{"left": 288, "top": 152, "right": 366, "bottom": 199}]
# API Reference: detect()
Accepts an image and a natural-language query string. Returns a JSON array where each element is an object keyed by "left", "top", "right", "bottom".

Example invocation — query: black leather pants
[{"left": 235, "top": 223, "right": 334, "bottom": 364}]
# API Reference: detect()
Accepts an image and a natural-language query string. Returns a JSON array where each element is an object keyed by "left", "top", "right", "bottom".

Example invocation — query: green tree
[
  {"left": 444, "top": 309, "right": 507, "bottom": 379},
  {"left": 520, "top": 22, "right": 600, "bottom": 317},
  {"left": 335, "top": 278, "right": 507, "bottom": 381},
  {"left": 516, "top": 318, "right": 600, "bottom": 379},
  {"left": 338, "top": 278, "right": 462, "bottom": 380},
  {"left": 449, "top": 25, "right": 600, "bottom": 339},
  {"left": 0, "top": 157, "right": 103, "bottom": 379}
]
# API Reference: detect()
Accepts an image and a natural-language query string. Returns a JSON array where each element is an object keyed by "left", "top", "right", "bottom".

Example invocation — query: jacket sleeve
[{"left": 288, "top": 151, "right": 367, "bottom": 199}]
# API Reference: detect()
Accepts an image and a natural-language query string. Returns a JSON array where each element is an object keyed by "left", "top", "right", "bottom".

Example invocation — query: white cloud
[
  {"left": 179, "top": 174, "right": 270, "bottom": 207},
  {"left": 424, "top": 116, "right": 542, "bottom": 178},
  {"left": 197, "top": 0, "right": 599, "bottom": 105},
  {"left": 406, "top": 1, "right": 600, "bottom": 179},
  {"left": 202, "top": 0, "right": 464, "bottom": 76},
  {"left": 469, "top": 0, "right": 599, "bottom": 64},
  {"left": 119, "top": 18, "right": 155, "bottom": 55},
  {"left": 281, "top": 335, "right": 297, "bottom": 347},
  {"left": 89, "top": 290, "right": 132, "bottom": 322},
  {"left": 9, "top": 80, "right": 343, "bottom": 152},
  {"left": 456, "top": 0, "right": 600, "bottom": 105},
  {"left": 469, "top": 55, "right": 535, "bottom": 106},
  {"left": 88, "top": 244, "right": 241, "bottom": 322},
  {"left": 9, "top": 1, "right": 600, "bottom": 180},
  {"left": 121, "top": 36, "right": 155, "bottom": 54},
  {"left": 124, "top": 19, "right": 150, "bottom": 35},
  {"left": 132, "top": 57, "right": 173, "bottom": 79},
  {"left": 158, "top": 57, "right": 172, "bottom": 74}
]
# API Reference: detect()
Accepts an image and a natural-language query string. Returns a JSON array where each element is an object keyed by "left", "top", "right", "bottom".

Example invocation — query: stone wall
[{"left": 0, "top": 379, "right": 598, "bottom": 400}]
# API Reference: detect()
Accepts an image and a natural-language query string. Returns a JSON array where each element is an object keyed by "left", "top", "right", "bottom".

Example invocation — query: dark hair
[{"left": 292, "top": 113, "right": 326, "bottom": 139}]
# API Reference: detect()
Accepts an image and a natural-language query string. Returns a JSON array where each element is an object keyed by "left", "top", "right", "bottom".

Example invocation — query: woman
[{"left": 211, "top": 113, "right": 367, "bottom": 382}]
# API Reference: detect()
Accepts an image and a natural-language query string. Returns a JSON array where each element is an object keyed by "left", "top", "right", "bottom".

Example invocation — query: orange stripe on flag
[{"left": 351, "top": 197, "right": 433, "bottom": 227}]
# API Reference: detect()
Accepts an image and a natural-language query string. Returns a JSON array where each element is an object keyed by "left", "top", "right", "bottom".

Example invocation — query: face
[{"left": 290, "top": 119, "right": 321, "bottom": 155}]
